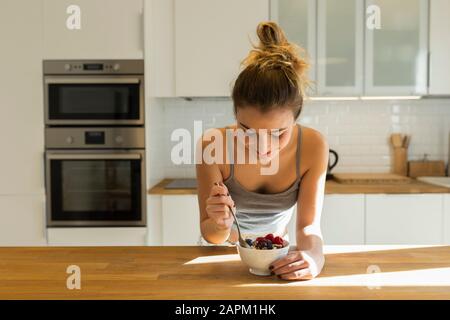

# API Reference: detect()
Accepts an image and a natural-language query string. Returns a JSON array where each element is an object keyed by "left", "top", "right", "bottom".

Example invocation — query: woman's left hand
[{"left": 269, "top": 250, "right": 323, "bottom": 281}]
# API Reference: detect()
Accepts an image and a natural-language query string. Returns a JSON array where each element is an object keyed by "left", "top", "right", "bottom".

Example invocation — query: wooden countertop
[
  {"left": 0, "top": 245, "right": 449, "bottom": 299},
  {"left": 148, "top": 178, "right": 450, "bottom": 195}
]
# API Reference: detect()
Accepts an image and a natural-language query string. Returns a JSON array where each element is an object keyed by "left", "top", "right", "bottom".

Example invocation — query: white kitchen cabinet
[
  {"left": 144, "top": 0, "right": 175, "bottom": 97},
  {"left": 47, "top": 228, "right": 147, "bottom": 246},
  {"left": 147, "top": 195, "right": 163, "bottom": 245},
  {"left": 321, "top": 195, "right": 365, "bottom": 245},
  {"left": 270, "top": 0, "right": 317, "bottom": 94},
  {"left": 162, "top": 195, "right": 201, "bottom": 245},
  {"left": 174, "top": 0, "right": 269, "bottom": 97},
  {"left": 444, "top": 195, "right": 450, "bottom": 244},
  {"left": 0, "top": 195, "right": 46, "bottom": 246},
  {"left": 317, "top": 0, "right": 364, "bottom": 95},
  {"left": 364, "top": 0, "right": 428, "bottom": 95},
  {"left": 43, "top": 0, "right": 144, "bottom": 59},
  {"left": 429, "top": 0, "right": 450, "bottom": 95},
  {"left": 366, "top": 194, "right": 443, "bottom": 244},
  {"left": 0, "top": 0, "right": 45, "bottom": 195},
  {"left": 287, "top": 195, "right": 365, "bottom": 245}
]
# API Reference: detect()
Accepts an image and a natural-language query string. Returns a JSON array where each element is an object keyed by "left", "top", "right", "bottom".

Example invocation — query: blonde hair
[{"left": 232, "top": 21, "right": 310, "bottom": 119}]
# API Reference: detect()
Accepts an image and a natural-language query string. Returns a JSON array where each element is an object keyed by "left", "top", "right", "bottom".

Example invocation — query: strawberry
[
  {"left": 273, "top": 236, "right": 283, "bottom": 245},
  {"left": 264, "top": 233, "right": 274, "bottom": 241}
]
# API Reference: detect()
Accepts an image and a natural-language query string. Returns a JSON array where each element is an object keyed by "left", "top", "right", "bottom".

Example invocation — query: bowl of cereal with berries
[{"left": 236, "top": 233, "right": 290, "bottom": 276}]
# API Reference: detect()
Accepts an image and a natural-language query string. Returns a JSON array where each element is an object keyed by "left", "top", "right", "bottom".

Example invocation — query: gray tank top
[{"left": 223, "top": 124, "right": 302, "bottom": 239}]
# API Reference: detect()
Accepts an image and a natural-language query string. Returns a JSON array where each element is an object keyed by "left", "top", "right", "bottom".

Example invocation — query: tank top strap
[
  {"left": 295, "top": 124, "right": 302, "bottom": 180},
  {"left": 225, "top": 127, "right": 235, "bottom": 178}
]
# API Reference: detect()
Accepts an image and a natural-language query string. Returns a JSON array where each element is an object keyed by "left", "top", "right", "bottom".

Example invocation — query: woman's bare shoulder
[
  {"left": 299, "top": 125, "right": 329, "bottom": 170},
  {"left": 301, "top": 126, "right": 328, "bottom": 148}
]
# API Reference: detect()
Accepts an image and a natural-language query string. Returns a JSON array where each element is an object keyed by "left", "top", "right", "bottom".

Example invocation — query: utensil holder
[{"left": 392, "top": 147, "right": 408, "bottom": 176}]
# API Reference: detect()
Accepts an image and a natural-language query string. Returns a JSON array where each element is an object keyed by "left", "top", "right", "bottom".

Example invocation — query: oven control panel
[
  {"left": 63, "top": 62, "right": 121, "bottom": 72},
  {"left": 85, "top": 131, "right": 105, "bottom": 145},
  {"left": 45, "top": 127, "right": 145, "bottom": 149},
  {"left": 43, "top": 60, "right": 144, "bottom": 75}
]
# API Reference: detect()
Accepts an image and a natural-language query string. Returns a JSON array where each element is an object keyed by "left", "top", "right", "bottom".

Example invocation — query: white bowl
[{"left": 236, "top": 241, "right": 290, "bottom": 276}]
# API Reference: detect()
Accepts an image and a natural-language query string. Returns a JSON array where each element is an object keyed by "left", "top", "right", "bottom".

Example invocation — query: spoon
[{"left": 213, "top": 182, "right": 250, "bottom": 248}]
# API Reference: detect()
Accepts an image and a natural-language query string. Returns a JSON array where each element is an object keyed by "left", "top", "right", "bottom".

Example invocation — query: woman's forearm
[
  {"left": 296, "top": 229, "right": 325, "bottom": 276},
  {"left": 200, "top": 218, "right": 232, "bottom": 244}
]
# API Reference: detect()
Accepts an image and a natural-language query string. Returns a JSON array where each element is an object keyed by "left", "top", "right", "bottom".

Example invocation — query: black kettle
[{"left": 326, "top": 149, "right": 339, "bottom": 180}]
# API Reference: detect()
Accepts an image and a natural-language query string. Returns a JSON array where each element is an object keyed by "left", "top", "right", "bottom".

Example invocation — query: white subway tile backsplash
[
  {"left": 368, "top": 145, "right": 391, "bottom": 155},
  {"left": 326, "top": 136, "right": 339, "bottom": 147},
  {"left": 339, "top": 135, "right": 363, "bottom": 145},
  {"left": 360, "top": 135, "right": 389, "bottom": 145},
  {"left": 359, "top": 155, "right": 391, "bottom": 166},
  {"left": 164, "top": 166, "right": 190, "bottom": 179},
  {"left": 299, "top": 115, "right": 316, "bottom": 125},
  {"left": 148, "top": 97, "right": 450, "bottom": 178},
  {"left": 304, "top": 104, "right": 329, "bottom": 115},
  {"left": 337, "top": 155, "right": 362, "bottom": 166}
]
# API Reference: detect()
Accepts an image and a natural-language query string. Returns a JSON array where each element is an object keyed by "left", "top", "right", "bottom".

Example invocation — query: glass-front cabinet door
[
  {"left": 364, "top": 0, "right": 428, "bottom": 95},
  {"left": 270, "top": 0, "right": 317, "bottom": 95},
  {"left": 317, "top": 0, "right": 364, "bottom": 96}
]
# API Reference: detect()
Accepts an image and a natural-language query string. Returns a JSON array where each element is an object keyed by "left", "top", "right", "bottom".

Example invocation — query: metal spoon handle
[
  {"left": 213, "top": 182, "right": 248, "bottom": 247},
  {"left": 228, "top": 204, "right": 248, "bottom": 247}
]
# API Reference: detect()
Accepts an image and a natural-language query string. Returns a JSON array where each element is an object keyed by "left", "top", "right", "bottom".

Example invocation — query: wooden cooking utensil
[
  {"left": 391, "top": 133, "right": 403, "bottom": 148},
  {"left": 402, "top": 135, "right": 411, "bottom": 148}
]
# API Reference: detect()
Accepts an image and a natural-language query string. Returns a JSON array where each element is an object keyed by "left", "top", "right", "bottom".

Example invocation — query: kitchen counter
[
  {"left": 148, "top": 178, "right": 450, "bottom": 195},
  {"left": 0, "top": 245, "right": 449, "bottom": 299}
]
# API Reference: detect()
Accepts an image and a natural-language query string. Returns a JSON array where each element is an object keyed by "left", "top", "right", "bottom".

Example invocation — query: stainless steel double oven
[{"left": 44, "top": 60, "right": 146, "bottom": 227}]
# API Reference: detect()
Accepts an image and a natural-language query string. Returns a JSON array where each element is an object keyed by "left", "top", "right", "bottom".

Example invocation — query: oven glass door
[
  {"left": 45, "top": 77, "right": 143, "bottom": 124},
  {"left": 47, "top": 153, "right": 144, "bottom": 226}
]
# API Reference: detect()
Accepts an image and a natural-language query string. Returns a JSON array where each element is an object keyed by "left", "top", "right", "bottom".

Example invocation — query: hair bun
[
  {"left": 242, "top": 21, "right": 310, "bottom": 94},
  {"left": 256, "top": 21, "right": 288, "bottom": 48},
  {"left": 232, "top": 22, "right": 311, "bottom": 119}
]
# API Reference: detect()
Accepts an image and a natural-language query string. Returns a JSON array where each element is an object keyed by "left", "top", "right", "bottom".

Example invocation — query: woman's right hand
[{"left": 206, "top": 182, "right": 235, "bottom": 230}]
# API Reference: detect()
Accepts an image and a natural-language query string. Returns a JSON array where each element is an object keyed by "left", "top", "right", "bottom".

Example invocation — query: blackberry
[{"left": 255, "top": 239, "right": 266, "bottom": 249}]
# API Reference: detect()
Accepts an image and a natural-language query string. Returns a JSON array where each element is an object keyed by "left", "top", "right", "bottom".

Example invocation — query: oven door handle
[
  {"left": 44, "top": 77, "right": 141, "bottom": 84},
  {"left": 46, "top": 153, "right": 142, "bottom": 160}
]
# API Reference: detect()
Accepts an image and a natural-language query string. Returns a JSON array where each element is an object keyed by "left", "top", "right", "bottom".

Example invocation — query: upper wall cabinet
[
  {"left": 43, "top": 0, "right": 144, "bottom": 59},
  {"left": 270, "top": 0, "right": 317, "bottom": 95},
  {"left": 364, "top": 0, "right": 428, "bottom": 95},
  {"left": 314, "top": 0, "right": 428, "bottom": 96},
  {"left": 317, "top": 0, "right": 364, "bottom": 96},
  {"left": 174, "top": 0, "right": 269, "bottom": 97},
  {"left": 429, "top": 0, "right": 450, "bottom": 95},
  {"left": 145, "top": 0, "right": 176, "bottom": 97}
]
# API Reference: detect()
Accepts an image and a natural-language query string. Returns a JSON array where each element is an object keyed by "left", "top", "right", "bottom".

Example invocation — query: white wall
[{"left": 146, "top": 97, "right": 450, "bottom": 181}]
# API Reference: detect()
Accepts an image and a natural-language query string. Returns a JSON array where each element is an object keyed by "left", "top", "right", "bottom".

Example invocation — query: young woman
[{"left": 196, "top": 22, "right": 328, "bottom": 281}]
